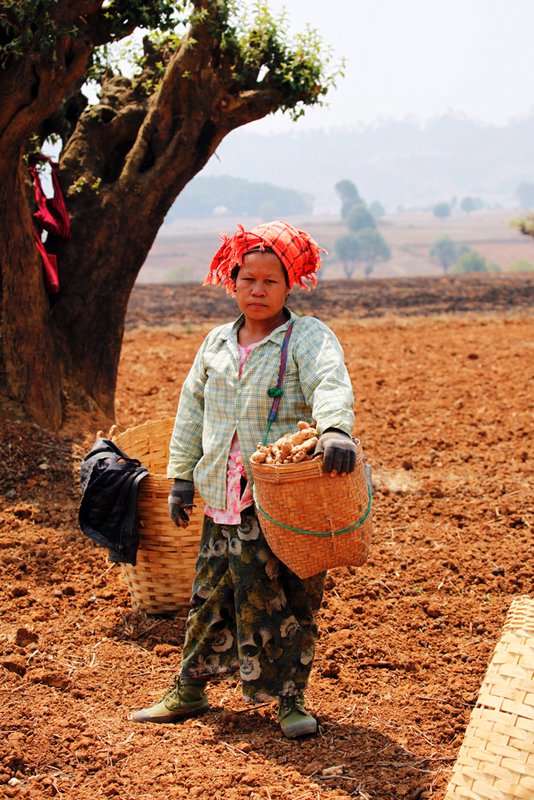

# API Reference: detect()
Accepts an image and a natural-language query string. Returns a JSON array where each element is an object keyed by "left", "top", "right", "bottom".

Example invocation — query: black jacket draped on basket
[{"left": 78, "top": 438, "right": 148, "bottom": 565}]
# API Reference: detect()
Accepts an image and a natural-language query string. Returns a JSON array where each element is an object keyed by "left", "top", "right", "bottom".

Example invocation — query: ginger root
[
  {"left": 271, "top": 438, "right": 293, "bottom": 463},
  {"left": 250, "top": 443, "right": 270, "bottom": 464},
  {"left": 251, "top": 422, "right": 319, "bottom": 465}
]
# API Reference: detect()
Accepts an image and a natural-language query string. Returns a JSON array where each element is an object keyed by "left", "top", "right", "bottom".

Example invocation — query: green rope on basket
[{"left": 252, "top": 483, "right": 372, "bottom": 537}]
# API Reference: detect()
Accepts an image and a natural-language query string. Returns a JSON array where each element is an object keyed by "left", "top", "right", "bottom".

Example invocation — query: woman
[{"left": 131, "top": 220, "right": 356, "bottom": 738}]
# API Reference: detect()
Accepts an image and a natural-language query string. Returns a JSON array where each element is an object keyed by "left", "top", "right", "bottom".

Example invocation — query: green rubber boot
[
  {"left": 277, "top": 693, "right": 318, "bottom": 738},
  {"left": 130, "top": 677, "right": 209, "bottom": 724}
]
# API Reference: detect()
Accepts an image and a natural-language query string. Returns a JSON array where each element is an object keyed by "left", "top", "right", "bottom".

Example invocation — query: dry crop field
[
  {"left": 0, "top": 273, "right": 533, "bottom": 800},
  {"left": 140, "top": 209, "right": 534, "bottom": 283}
]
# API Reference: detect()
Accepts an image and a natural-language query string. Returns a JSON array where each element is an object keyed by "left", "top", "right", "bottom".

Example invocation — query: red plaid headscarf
[{"left": 204, "top": 220, "right": 326, "bottom": 293}]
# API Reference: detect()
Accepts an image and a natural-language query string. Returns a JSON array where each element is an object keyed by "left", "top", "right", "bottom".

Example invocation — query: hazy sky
[{"left": 248, "top": 0, "right": 534, "bottom": 133}]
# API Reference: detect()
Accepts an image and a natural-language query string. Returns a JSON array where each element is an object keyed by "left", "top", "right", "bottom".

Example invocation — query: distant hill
[
  {"left": 165, "top": 114, "right": 534, "bottom": 216},
  {"left": 166, "top": 175, "right": 313, "bottom": 219}
]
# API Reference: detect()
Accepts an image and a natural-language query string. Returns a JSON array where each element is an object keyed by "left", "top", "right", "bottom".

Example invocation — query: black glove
[
  {"left": 168, "top": 479, "right": 195, "bottom": 528},
  {"left": 315, "top": 429, "right": 356, "bottom": 475}
]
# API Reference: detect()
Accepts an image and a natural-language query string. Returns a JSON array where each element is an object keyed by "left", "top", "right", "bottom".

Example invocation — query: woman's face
[{"left": 234, "top": 251, "right": 289, "bottom": 322}]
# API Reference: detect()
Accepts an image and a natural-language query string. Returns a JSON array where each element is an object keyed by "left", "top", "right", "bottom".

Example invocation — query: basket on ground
[
  {"left": 112, "top": 417, "right": 203, "bottom": 615},
  {"left": 445, "top": 595, "right": 534, "bottom": 800},
  {"left": 251, "top": 440, "right": 372, "bottom": 579}
]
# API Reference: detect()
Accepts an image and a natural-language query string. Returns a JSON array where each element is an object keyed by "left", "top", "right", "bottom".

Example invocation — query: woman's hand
[
  {"left": 168, "top": 479, "right": 195, "bottom": 528},
  {"left": 315, "top": 429, "right": 356, "bottom": 477}
]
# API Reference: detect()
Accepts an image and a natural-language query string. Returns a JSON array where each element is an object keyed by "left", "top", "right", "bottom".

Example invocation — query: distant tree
[
  {"left": 460, "top": 196, "right": 476, "bottom": 213},
  {"left": 369, "top": 200, "right": 386, "bottom": 219},
  {"left": 507, "top": 259, "right": 534, "bottom": 273},
  {"left": 335, "top": 233, "right": 360, "bottom": 278},
  {"left": 316, "top": 250, "right": 330, "bottom": 281},
  {"left": 433, "top": 202, "right": 451, "bottom": 219},
  {"left": 516, "top": 182, "right": 534, "bottom": 209},
  {"left": 511, "top": 213, "right": 534, "bottom": 237},
  {"left": 355, "top": 228, "right": 391, "bottom": 278},
  {"left": 430, "top": 237, "right": 461, "bottom": 274},
  {"left": 335, "top": 179, "right": 361, "bottom": 220},
  {"left": 455, "top": 250, "right": 488, "bottom": 273},
  {"left": 346, "top": 203, "right": 376, "bottom": 233}
]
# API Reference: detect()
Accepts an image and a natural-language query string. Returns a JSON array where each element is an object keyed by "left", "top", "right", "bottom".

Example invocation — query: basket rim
[
  {"left": 111, "top": 415, "right": 175, "bottom": 440},
  {"left": 110, "top": 416, "right": 177, "bottom": 478},
  {"left": 252, "top": 458, "right": 325, "bottom": 477}
]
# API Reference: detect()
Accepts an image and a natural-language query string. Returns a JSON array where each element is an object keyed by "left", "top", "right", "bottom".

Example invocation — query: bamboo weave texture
[
  {"left": 445, "top": 595, "right": 534, "bottom": 800},
  {"left": 113, "top": 417, "right": 203, "bottom": 614}
]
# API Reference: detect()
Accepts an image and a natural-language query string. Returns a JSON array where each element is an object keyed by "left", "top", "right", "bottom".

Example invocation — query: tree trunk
[
  {"left": 47, "top": 110, "right": 230, "bottom": 421},
  {"left": 0, "top": 15, "right": 94, "bottom": 426},
  {"left": 0, "top": 155, "right": 63, "bottom": 427}
]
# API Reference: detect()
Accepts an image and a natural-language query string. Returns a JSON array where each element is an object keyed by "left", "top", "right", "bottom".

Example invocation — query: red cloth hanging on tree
[
  {"left": 32, "top": 229, "right": 60, "bottom": 294},
  {"left": 28, "top": 154, "right": 71, "bottom": 293}
]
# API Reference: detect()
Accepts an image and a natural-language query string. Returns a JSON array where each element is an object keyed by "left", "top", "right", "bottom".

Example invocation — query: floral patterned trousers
[{"left": 180, "top": 511, "right": 326, "bottom": 703}]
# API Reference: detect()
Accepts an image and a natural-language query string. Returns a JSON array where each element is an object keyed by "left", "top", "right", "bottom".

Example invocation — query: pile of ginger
[{"left": 251, "top": 421, "right": 319, "bottom": 465}]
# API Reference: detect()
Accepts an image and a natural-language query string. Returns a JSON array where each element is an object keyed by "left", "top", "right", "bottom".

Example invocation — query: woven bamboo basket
[
  {"left": 112, "top": 417, "right": 203, "bottom": 615},
  {"left": 251, "top": 440, "right": 372, "bottom": 579},
  {"left": 445, "top": 595, "right": 534, "bottom": 800}
]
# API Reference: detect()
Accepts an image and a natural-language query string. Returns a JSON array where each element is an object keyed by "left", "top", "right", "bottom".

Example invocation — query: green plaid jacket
[{"left": 167, "top": 310, "right": 355, "bottom": 509}]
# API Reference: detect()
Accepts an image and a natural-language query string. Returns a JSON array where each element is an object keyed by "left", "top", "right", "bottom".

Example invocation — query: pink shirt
[{"left": 204, "top": 341, "right": 260, "bottom": 524}]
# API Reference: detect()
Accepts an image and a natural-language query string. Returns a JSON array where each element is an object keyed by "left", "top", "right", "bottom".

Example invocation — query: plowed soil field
[{"left": 1, "top": 274, "right": 533, "bottom": 800}]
